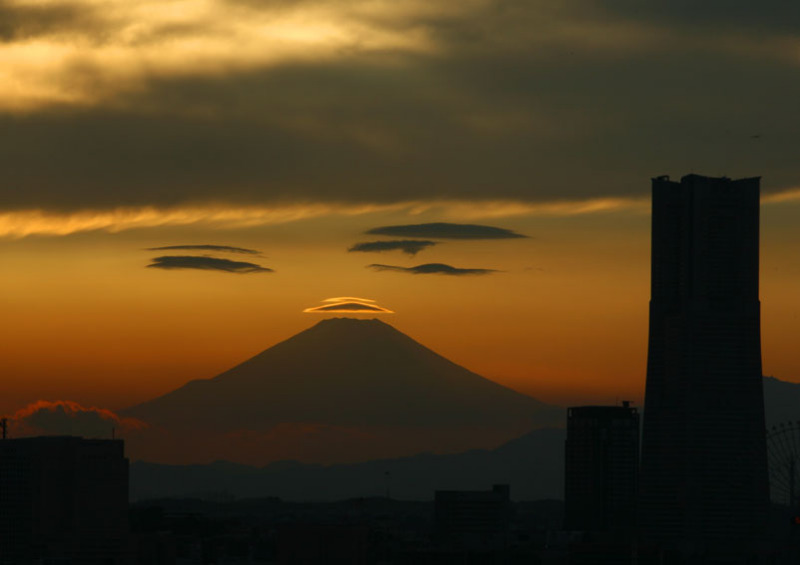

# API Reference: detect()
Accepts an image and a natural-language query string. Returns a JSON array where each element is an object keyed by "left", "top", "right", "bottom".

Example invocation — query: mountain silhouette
[
  {"left": 123, "top": 318, "right": 561, "bottom": 464},
  {"left": 763, "top": 376, "right": 800, "bottom": 428},
  {"left": 129, "top": 428, "right": 566, "bottom": 502},
  {"left": 126, "top": 318, "right": 559, "bottom": 431}
]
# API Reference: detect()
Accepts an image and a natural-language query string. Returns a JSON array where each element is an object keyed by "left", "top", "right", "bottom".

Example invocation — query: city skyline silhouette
[
  {"left": 2, "top": 1, "right": 800, "bottom": 562},
  {"left": 4, "top": 171, "right": 800, "bottom": 563}
]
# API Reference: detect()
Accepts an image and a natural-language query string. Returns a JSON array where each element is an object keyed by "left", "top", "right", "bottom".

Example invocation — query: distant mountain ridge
[
  {"left": 763, "top": 376, "right": 800, "bottom": 429},
  {"left": 128, "top": 376, "right": 800, "bottom": 500},
  {"left": 129, "top": 427, "right": 566, "bottom": 502}
]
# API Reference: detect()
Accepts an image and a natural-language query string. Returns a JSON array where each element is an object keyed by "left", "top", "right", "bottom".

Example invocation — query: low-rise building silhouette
[
  {"left": 434, "top": 484, "right": 511, "bottom": 549},
  {"left": 564, "top": 403, "right": 639, "bottom": 535},
  {"left": 0, "top": 436, "right": 130, "bottom": 565}
]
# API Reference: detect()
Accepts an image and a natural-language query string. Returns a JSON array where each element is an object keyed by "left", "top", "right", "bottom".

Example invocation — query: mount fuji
[{"left": 124, "top": 318, "right": 562, "bottom": 464}]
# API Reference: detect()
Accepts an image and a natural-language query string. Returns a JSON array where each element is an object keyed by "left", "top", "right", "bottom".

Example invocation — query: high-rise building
[
  {"left": 564, "top": 403, "right": 639, "bottom": 534},
  {"left": 639, "top": 174, "right": 769, "bottom": 556},
  {"left": 0, "top": 436, "right": 130, "bottom": 564}
]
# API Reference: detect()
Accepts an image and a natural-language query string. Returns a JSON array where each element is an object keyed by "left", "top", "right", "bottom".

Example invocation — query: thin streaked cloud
[
  {"left": 366, "top": 222, "right": 527, "bottom": 240},
  {"left": 4, "top": 190, "right": 800, "bottom": 239},
  {"left": 348, "top": 240, "right": 437, "bottom": 256},
  {"left": 0, "top": 203, "right": 404, "bottom": 238},
  {"left": 146, "top": 255, "right": 273, "bottom": 273},
  {"left": 368, "top": 263, "right": 498, "bottom": 276}
]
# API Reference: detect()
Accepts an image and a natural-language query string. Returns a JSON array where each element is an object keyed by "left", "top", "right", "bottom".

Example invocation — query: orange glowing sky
[
  {"left": 3, "top": 196, "right": 800, "bottom": 417},
  {"left": 2, "top": 0, "right": 800, "bottom": 419}
]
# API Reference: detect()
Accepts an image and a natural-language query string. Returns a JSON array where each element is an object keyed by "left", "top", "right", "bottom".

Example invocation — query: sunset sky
[{"left": 2, "top": 0, "right": 800, "bottom": 420}]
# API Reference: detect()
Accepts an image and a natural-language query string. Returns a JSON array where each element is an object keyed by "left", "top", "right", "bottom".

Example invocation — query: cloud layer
[
  {"left": 1, "top": 0, "right": 799, "bottom": 219},
  {"left": 366, "top": 223, "right": 526, "bottom": 240},
  {"left": 147, "top": 255, "right": 273, "bottom": 273},
  {"left": 9, "top": 400, "right": 147, "bottom": 438},
  {"left": 368, "top": 263, "right": 497, "bottom": 276},
  {"left": 348, "top": 240, "right": 437, "bottom": 256}
]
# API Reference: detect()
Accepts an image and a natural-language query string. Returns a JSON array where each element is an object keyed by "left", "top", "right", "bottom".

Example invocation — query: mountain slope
[
  {"left": 125, "top": 318, "right": 561, "bottom": 432},
  {"left": 763, "top": 376, "right": 800, "bottom": 429}
]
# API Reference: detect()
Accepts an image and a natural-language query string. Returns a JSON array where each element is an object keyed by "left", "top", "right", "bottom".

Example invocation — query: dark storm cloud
[
  {"left": 147, "top": 244, "right": 261, "bottom": 255},
  {"left": 221, "top": 0, "right": 322, "bottom": 9},
  {"left": 348, "top": 240, "right": 437, "bottom": 256},
  {"left": 368, "top": 263, "right": 497, "bottom": 276},
  {"left": 147, "top": 256, "right": 273, "bottom": 273},
  {"left": 2, "top": 0, "right": 800, "bottom": 215},
  {"left": 0, "top": 2, "right": 101, "bottom": 42},
  {"left": 366, "top": 223, "right": 526, "bottom": 240},
  {"left": 0, "top": 0, "right": 209, "bottom": 44},
  {"left": 5, "top": 49, "right": 794, "bottom": 215},
  {"left": 602, "top": 1, "right": 800, "bottom": 34}
]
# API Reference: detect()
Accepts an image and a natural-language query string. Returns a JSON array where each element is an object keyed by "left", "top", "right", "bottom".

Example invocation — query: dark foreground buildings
[
  {"left": 639, "top": 174, "right": 770, "bottom": 560},
  {"left": 434, "top": 484, "right": 511, "bottom": 546},
  {"left": 0, "top": 436, "right": 130, "bottom": 565},
  {"left": 564, "top": 403, "right": 639, "bottom": 535}
]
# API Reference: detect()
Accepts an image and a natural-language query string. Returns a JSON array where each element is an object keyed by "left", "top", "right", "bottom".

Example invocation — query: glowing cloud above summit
[{"left": 303, "top": 297, "right": 394, "bottom": 314}]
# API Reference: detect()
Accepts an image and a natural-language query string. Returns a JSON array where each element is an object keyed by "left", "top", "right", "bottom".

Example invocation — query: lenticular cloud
[{"left": 303, "top": 297, "right": 394, "bottom": 314}]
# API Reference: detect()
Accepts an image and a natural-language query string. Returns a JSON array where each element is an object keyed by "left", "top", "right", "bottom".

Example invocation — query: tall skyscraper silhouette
[{"left": 639, "top": 174, "right": 769, "bottom": 559}]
